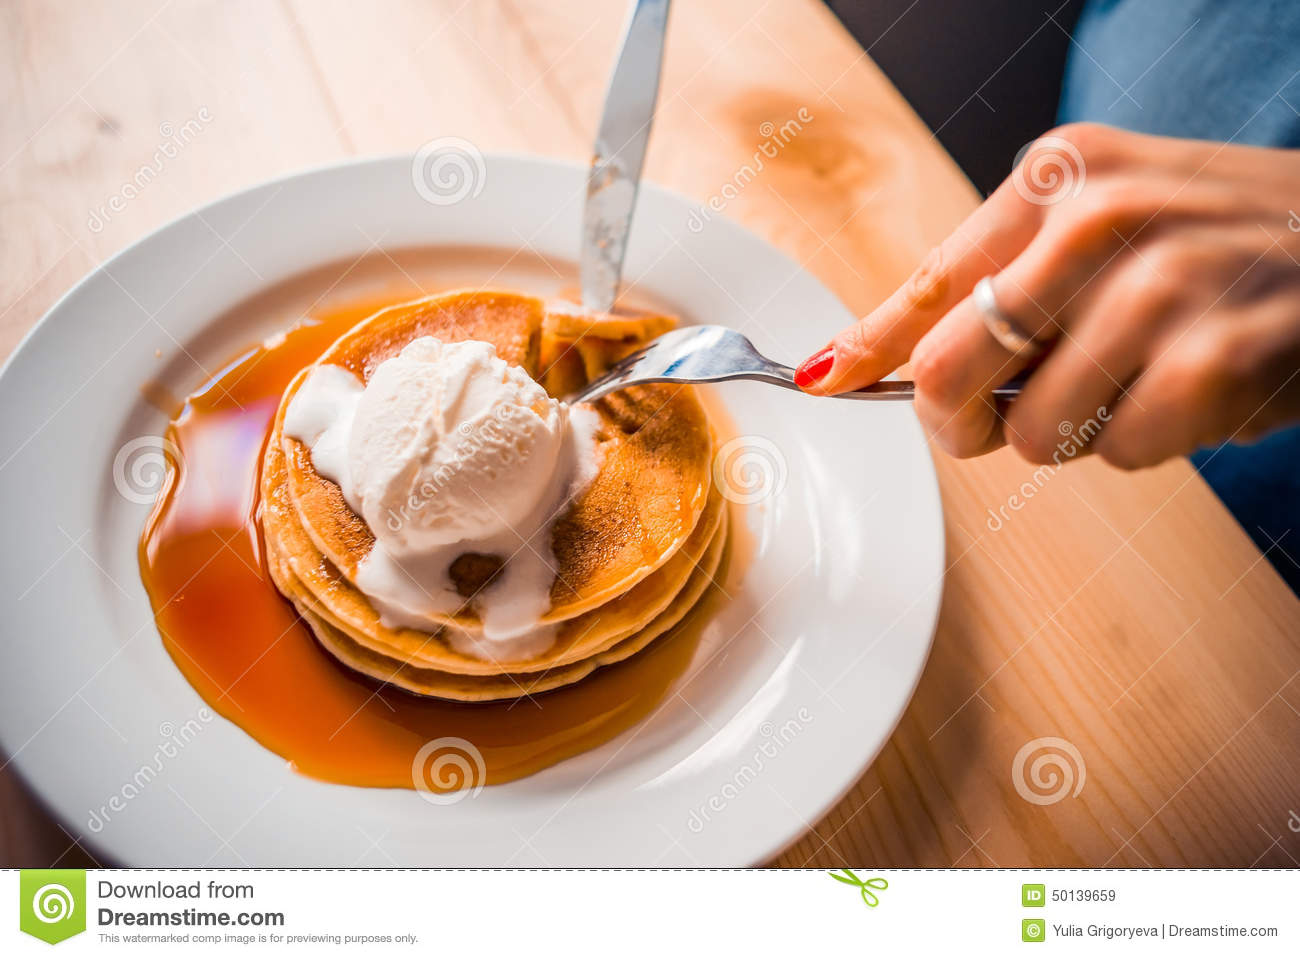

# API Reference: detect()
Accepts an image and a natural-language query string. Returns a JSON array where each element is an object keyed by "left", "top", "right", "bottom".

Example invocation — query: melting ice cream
[{"left": 284, "top": 337, "right": 600, "bottom": 657}]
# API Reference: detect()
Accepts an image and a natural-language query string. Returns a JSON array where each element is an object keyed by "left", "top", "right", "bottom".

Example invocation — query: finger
[
  {"left": 913, "top": 367, "right": 1009, "bottom": 458},
  {"left": 905, "top": 245, "right": 1075, "bottom": 458},
  {"left": 795, "top": 181, "right": 1043, "bottom": 395},
  {"left": 905, "top": 208, "right": 1140, "bottom": 459},
  {"left": 1002, "top": 344, "right": 1133, "bottom": 468},
  {"left": 1002, "top": 266, "right": 1157, "bottom": 464},
  {"left": 909, "top": 293, "right": 1026, "bottom": 457},
  {"left": 1087, "top": 384, "right": 1184, "bottom": 472},
  {"left": 1092, "top": 322, "right": 1252, "bottom": 471},
  {"left": 910, "top": 216, "right": 1125, "bottom": 403},
  {"left": 1001, "top": 329, "right": 1138, "bottom": 467}
]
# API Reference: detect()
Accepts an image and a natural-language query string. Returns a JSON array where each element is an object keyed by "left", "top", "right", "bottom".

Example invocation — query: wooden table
[{"left": 3, "top": 0, "right": 1298, "bottom": 868}]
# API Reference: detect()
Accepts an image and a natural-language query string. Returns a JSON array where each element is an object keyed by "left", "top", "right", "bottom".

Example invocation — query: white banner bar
[{"left": 5, "top": 869, "right": 1297, "bottom": 954}]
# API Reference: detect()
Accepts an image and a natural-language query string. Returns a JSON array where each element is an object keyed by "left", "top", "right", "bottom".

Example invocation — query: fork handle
[
  {"left": 573, "top": 360, "right": 1024, "bottom": 403},
  {"left": 762, "top": 362, "right": 1024, "bottom": 401},
  {"left": 838, "top": 380, "right": 1023, "bottom": 400}
]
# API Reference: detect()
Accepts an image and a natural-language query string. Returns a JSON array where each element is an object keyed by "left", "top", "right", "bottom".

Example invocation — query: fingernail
[{"left": 794, "top": 346, "right": 835, "bottom": 388}]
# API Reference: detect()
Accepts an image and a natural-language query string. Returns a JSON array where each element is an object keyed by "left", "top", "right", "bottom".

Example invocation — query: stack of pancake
[{"left": 261, "top": 289, "right": 726, "bottom": 701}]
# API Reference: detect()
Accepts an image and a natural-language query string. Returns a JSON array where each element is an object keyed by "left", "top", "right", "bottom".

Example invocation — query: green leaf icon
[{"left": 19, "top": 870, "right": 86, "bottom": 944}]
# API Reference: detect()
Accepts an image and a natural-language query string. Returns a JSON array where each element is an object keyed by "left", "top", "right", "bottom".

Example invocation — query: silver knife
[{"left": 580, "top": 0, "right": 672, "bottom": 314}]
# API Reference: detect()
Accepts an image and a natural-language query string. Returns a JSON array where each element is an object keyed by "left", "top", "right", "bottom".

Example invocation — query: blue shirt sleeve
[{"left": 1059, "top": 0, "right": 1300, "bottom": 148}]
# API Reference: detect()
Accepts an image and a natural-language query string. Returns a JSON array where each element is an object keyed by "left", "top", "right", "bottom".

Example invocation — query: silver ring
[{"left": 973, "top": 276, "right": 1047, "bottom": 358}]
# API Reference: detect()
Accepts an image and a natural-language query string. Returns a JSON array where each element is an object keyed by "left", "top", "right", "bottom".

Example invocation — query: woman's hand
[{"left": 794, "top": 123, "right": 1300, "bottom": 469}]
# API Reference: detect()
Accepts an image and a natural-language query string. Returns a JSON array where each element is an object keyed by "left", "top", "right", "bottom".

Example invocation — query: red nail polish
[{"left": 794, "top": 346, "right": 835, "bottom": 388}]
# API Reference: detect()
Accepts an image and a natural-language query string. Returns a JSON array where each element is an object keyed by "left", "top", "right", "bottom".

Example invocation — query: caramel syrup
[{"left": 139, "top": 294, "right": 733, "bottom": 790}]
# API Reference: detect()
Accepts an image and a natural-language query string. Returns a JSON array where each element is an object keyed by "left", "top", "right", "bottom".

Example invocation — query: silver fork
[{"left": 570, "top": 325, "right": 1025, "bottom": 403}]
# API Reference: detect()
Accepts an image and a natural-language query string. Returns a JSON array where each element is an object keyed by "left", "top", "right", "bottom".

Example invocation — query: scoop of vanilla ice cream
[{"left": 346, "top": 337, "right": 567, "bottom": 556}]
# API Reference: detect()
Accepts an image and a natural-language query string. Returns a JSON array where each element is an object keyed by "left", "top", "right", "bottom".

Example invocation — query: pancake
[
  {"left": 280, "top": 289, "right": 713, "bottom": 629},
  {"left": 538, "top": 301, "right": 677, "bottom": 396},
  {"left": 263, "top": 409, "right": 725, "bottom": 674},
  {"left": 260, "top": 288, "right": 731, "bottom": 698},
  {"left": 324, "top": 288, "right": 543, "bottom": 379},
  {"left": 275, "top": 511, "right": 727, "bottom": 701}
]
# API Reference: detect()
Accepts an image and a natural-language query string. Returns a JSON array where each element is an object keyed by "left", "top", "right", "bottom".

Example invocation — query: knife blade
[{"left": 580, "top": 0, "right": 672, "bottom": 315}]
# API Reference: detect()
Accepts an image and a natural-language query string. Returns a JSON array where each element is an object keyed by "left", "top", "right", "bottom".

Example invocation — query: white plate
[{"left": 0, "top": 154, "right": 943, "bottom": 866}]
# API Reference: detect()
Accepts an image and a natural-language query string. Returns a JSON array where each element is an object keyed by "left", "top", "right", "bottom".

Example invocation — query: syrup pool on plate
[{"left": 138, "top": 277, "right": 742, "bottom": 791}]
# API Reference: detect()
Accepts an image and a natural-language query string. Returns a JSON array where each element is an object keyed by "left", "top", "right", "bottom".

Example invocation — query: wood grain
[{"left": 1, "top": 0, "right": 1297, "bottom": 868}]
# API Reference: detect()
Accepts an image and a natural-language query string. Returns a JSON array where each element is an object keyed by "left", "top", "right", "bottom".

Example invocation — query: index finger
[{"left": 799, "top": 181, "right": 1044, "bottom": 395}]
